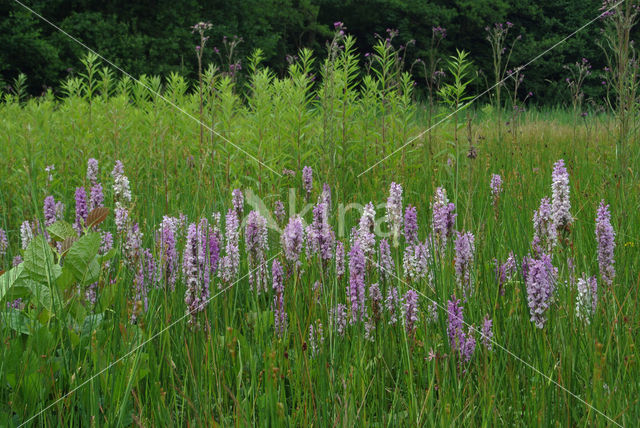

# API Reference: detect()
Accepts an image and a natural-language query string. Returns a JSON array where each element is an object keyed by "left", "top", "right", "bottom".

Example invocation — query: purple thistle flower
[
  {"left": 89, "top": 183, "right": 104, "bottom": 211},
  {"left": 460, "top": 333, "right": 476, "bottom": 361},
  {"left": 551, "top": 159, "right": 572, "bottom": 231},
  {"left": 20, "top": 221, "right": 33, "bottom": 250},
  {"left": 532, "top": 197, "right": 557, "bottom": 255},
  {"left": 306, "top": 202, "right": 335, "bottom": 262},
  {"left": 274, "top": 200, "right": 286, "bottom": 224},
  {"left": 282, "top": 216, "right": 305, "bottom": 263},
  {"left": 481, "top": 316, "right": 494, "bottom": 350},
  {"left": 87, "top": 158, "right": 99, "bottom": 185},
  {"left": 385, "top": 287, "right": 401, "bottom": 324},
  {"left": 378, "top": 238, "right": 394, "bottom": 283},
  {"left": 124, "top": 223, "right": 143, "bottom": 263},
  {"left": 431, "top": 187, "right": 456, "bottom": 251},
  {"left": 302, "top": 166, "right": 313, "bottom": 201},
  {"left": 245, "top": 211, "right": 269, "bottom": 293},
  {"left": 576, "top": 274, "right": 598, "bottom": 324},
  {"left": 386, "top": 182, "right": 403, "bottom": 247},
  {"left": 43, "top": 196, "right": 57, "bottom": 227},
  {"left": 404, "top": 205, "right": 418, "bottom": 245},
  {"left": 74, "top": 187, "right": 88, "bottom": 234},
  {"left": 403, "top": 290, "right": 419, "bottom": 334},
  {"left": 454, "top": 231, "right": 475, "bottom": 295},
  {"left": 335, "top": 241, "right": 345, "bottom": 277},
  {"left": 490, "top": 174, "right": 503, "bottom": 201},
  {"left": 232, "top": 188, "right": 244, "bottom": 219},
  {"left": 526, "top": 254, "right": 557, "bottom": 329},
  {"left": 0, "top": 228, "right": 8, "bottom": 256},
  {"left": 272, "top": 260, "right": 287, "bottom": 337},
  {"left": 331, "top": 304, "right": 348, "bottom": 336},
  {"left": 595, "top": 200, "right": 615, "bottom": 286},
  {"left": 348, "top": 241, "right": 366, "bottom": 323}
]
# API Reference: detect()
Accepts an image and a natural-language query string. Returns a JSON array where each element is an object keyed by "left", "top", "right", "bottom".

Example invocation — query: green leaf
[
  {"left": 0, "top": 264, "right": 26, "bottom": 302},
  {"left": 65, "top": 233, "right": 102, "bottom": 284},
  {"left": 46, "top": 221, "right": 77, "bottom": 242},
  {"left": 0, "top": 310, "right": 33, "bottom": 335},
  {"left": 23, "top": 236, "right": 61, "bottom": 285},
  {"left": 24, "top": 281, "right": 53, "bottom": 312}
]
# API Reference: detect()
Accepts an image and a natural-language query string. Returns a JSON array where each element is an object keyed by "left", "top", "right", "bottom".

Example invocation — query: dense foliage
[{"left": 1, "top": 0, "right": 632, "bottom": 103}]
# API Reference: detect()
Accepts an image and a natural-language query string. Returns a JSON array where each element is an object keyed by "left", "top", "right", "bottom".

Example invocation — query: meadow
[{"left": 0, "top": 28, "right": 639, "bottom": 427}]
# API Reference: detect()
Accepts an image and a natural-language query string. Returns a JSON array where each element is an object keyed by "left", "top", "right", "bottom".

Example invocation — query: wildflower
[
  {"left": 111, "top": 160, "right": 132, "bottom": 205},
  {"left": 595, "top": 200, "right": 615, "bottom": 286},
  {"left": 403, "top": 290, "right": 419, "bottom": 334},
  {"left": 232, "top": 188, "right": 244, "bottom": 219},
  {"left": 454, "top": 231, "right": 475, "bottom": 295},
  {"left": 378, "top": 239, "right": 394, "bottom": 283},
  {"left": 576, "top": 275, "right": 598, "bottom": 324},
  {"left": 431, "top": 187, "right": 456, "bottom": 251},
  {"left": 306, "top": 202, "right": 335, "bottom": 263},
  {"left": 331, "top": 304, "right": 348, "bottom": 336},
  {"left": 183, "top": 223, "right": 209, "bottom": 325},
  {"left": 219, "top": 209, "right": 240, "bottom": 284},
  {"left": 101, "top": 231, "right": 113, "bottom": 254},
  {"left": 403, "top": 205, "right": 418, "bottom": 245},
  {"left": 245, "top": 211, "right": 269, "bottom": 293},
  {"left": 335, "top": 241, "right": 345, "bottom": 277},
  {"left": 282, "top": 216, "right": 305, "bottom": 263},
  {"left": 74, "top": 187, "right": 88, "bottom": 234},
  {"left": 157, "top": 219, "right": 178, "bottom": 289},
  {"left": 89, "top": 183, "right": 104, "bottom": 211},
  {"left": 124, "top": 223, "right": 143, "bottom": 263},
  {"left": 45, "top": 165, "right": 55, "bottom": 183},
  {"left": 532, "top": 197, "right": 557, "bottom": 255},
  {"left": 354, "top": 202, "right": 376, "bottom": 255},
  {"left": 490, "top": 174, "right": 503, "bottom": 202},
  {"left": 403, "top": 240, "right": 432, "bottom": 283},
  {"left": 495, "top": 251, "right": 517, "bottom": 294},
  {"left": 43, "top": 196, "right": 57, "bottom": 227},
  {"left": 114, "top": 207, "right": 129, "bottom": 234},
  {"left": 426, "top": 301, "right": 438, "bottom": 323},
  {"left": 447, "top": 296, "right": 476, "bottom": 361},
  {"left": 308, "top": 321, "right": 324, "bottom": 356},
  {"left": 369, "top": 283, "right": 382, "bottom": 321},
  {"left": 302, "top": 166, "right": 313, "bottom": 201},
  {"left": 319, "top": 183, "right": 332, "bottom": 209},
  {"left": 526, "top": 254, "right": 557, "bottom": 329},
  {"left": 272, "top": 260, "right": 287, "bottom": 337},
  {"left": 13, "top": 255, "right": 23, "bottom": 266},
  {"left": 87, "top": 158, "right": 99, "bottom": 185},
  {"left": 385, "top": 182, "right": 403, "bottom": 247},
  {"left": 348, "top": 242, "right": 366, "bottom": 323},
  {"left": 481, "top": 316, "right": 494, "bottom": 350},
  {"left": 0, "top": 228, "right": 7, "bottom": 256},
  {"left": 551, "top": 159, "right": 572, "bottom": 232},
  {"left": 274, "top": 200, "right": 286, "bottom": 224},
  {"left": 20, "top": 221, "right": 33, "bottom": 250},
  {"left": 385, "top": 286, "right": 401, "bottom": 324}
]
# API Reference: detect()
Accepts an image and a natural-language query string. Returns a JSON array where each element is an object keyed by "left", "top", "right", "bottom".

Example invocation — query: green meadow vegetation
[{"left": 1, "top": 10, "right": 639, "bottom": 428}]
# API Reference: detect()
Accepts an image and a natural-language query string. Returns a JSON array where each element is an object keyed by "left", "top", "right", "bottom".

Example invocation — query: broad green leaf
[
  {"left": 65, "top": 233, "right": 101, "bottom": 283},
  {"left": 46, "top": 220, "right": 76, "bottom": 241},
  {"left": 24, "top": 281, "right": 53, "bottom": 312},
  {"left": 0, "top": 264, "right": 26, "bottom": 302},
  {"left": 0, "top": 310, "right": 32, "bottom": 335},
  {"left": 24, "top": 235, "right": 61, "bottom": 284},
  {"left": 98, "top": 247, "right": 116, "bottom": 264}
]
